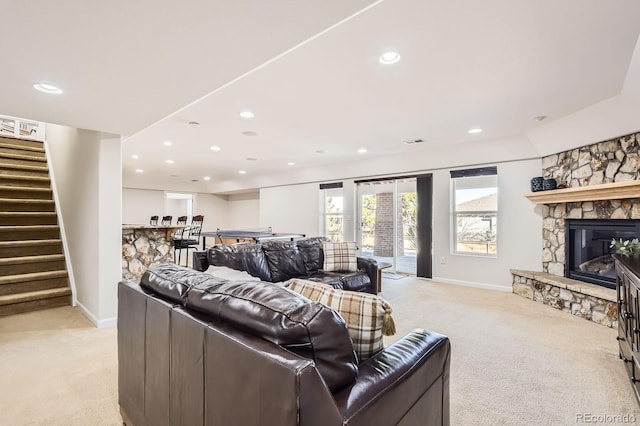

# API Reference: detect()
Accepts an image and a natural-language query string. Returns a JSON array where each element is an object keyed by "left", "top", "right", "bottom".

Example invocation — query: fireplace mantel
[{"left": 524, "top": 180, "right": 640, "bottom": 204}]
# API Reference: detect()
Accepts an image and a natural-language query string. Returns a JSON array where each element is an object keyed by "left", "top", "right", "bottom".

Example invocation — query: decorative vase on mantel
[
  {"left": 530, "top": 177, "right": 544, "bottom": 192},
  {"left": 542, "top": 178, "right": 557, "bottom": 191}
]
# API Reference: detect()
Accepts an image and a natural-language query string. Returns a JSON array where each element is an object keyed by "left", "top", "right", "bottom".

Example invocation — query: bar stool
[
  {"left": 149, "top": 215, "right": 159, "bottom": 225},
  {"left": 161, "top": 216, "right": 172, "bottom": 226}
]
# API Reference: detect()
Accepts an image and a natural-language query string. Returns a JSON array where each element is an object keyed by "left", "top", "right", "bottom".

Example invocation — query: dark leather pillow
[
  {"left": 261, "top": 240, "right": 306, "bottom": 282},
  {"left": 140, "top": 263, "right": 218, "bottom": 305},
  {"left": 186, "top": 278, "right": 358, "bottom": 393},
  {"left": 296, "top": 237, "right": 327, "bottom": 274},
  {"left": 207, "top": 243, "right": 272, "bottom": 282}
]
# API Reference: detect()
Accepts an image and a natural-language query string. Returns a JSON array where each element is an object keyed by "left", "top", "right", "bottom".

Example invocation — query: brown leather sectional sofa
[
  {"left": 118, "top": 264, "right": 451, "bottom": 425},
  {"left": 193, "top": 237, "right": 380, "bottom": 294}
]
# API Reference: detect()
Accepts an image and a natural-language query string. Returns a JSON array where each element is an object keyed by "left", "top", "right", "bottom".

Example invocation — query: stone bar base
[
  {"left": 511, "top": 269, "right": 617, "bottom": 328},
  {"left": 122, "top": 226, "right": 178, "bottom": 282}
]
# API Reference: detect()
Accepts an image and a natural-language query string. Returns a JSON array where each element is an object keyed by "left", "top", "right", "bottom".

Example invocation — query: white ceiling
[{"left": 3, "top": 0, "right": 640, "bottom": 194}]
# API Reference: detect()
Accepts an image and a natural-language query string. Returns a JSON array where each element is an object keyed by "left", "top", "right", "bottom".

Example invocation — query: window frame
[
  {"left": 319, "top": 185, "right": 344, "bottom": 242},
  {"left": 450, "top": 169, "right": 498, "bottom": 257}
]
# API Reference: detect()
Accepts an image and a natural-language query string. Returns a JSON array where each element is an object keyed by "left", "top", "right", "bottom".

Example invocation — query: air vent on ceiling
[{"left": 404, "top": 139, "right": 425, "bottom": 145}]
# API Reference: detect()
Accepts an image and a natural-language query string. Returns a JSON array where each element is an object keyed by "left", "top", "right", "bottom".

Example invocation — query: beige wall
[{"left": 46, "top": 124, "right": 122, "bottom": 327}]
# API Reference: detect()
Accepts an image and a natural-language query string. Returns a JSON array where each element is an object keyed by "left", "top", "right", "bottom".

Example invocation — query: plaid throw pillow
[
  {"left": 285, "top": 278, "right": 396, "bottom": 361},
  {"left": 322, "top": 241, "right": 358, "bottom": 272}
]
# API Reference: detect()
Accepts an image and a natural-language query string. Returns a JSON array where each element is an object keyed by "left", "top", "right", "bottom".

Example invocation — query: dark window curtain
[{"left": 416, "top": 174, "right": 433, "bottom": 278}]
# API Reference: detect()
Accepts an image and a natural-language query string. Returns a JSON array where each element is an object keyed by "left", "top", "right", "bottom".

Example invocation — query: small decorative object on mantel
[
  {"left": 530, "top": 176, "right": 544, "bottom": 192},
  {"left": 542, "top": 178, "right": 557, "bottom": 191},
  {"left": 610, "top": 238, "right": 640, "bottom": 256}
]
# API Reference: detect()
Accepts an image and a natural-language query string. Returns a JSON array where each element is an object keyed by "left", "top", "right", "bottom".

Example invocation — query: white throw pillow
[
  {"left": 204, "top": 265, "right": 260, "bottom": 281},
  {"left": 322, "top": 241, "right": 358, "bottom": 272}
]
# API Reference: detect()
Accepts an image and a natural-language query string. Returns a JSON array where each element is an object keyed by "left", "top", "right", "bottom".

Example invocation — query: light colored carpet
[{"left": 0, "top": 277, "right": 638, "bottom": 425}]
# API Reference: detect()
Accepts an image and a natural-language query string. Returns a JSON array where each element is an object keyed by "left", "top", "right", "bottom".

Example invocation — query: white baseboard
[
  {"left": 429, "top": 276, "right": 512, "bottom": 292},
  {"left": 76, "top": 301, "right": 117, "bottom": 328}
]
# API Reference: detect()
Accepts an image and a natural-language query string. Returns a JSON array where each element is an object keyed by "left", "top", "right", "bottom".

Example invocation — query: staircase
[{"left": 0, "top": 135, "right": 71, "bottom": 316}]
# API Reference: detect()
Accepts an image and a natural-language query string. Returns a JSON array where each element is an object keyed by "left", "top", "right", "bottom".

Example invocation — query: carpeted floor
[{"left": 0, "top": 277, "right": 638, "bottom": 425}]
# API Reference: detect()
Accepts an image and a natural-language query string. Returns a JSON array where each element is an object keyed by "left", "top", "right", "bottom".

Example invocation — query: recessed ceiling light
[
  {"left": 210, "top": 145, "right": 221, "bottom": 151},
  {"left": 533, "top": 115, "right": 547, "bottom": 122},
  {"left": 203, "top": 176, "right": 211, "bottom": 181},
  {"left": 188, "top": 121, "right": 200, "bottom": 128},
  {"left": 468, "top": 127, "right": 483, "bottom": 134},
  {"left": 238, "top": 170, "right": 247, "bottom": 175},
  {"left": 163, "top": 141, "right": 172, "bottom": 146},
  {"left": 357, "top": 148, "right": 368, "bottom": 154},
  {"left": 131, "top": 154, "right": 139, "bottom": 159},
  {"left": 315, "top": 150, "right": 328, "bottom": 154},
  {"left": 242, "top": 131, "right": 258, "bottom": 137},
  {"left": 165, "top": 160, "right": 175, "bottom": 164},
  {"left": 239, "top": 110, "right": 255, "bottom": 119},
  {"left": 135, "top": 169, "right": 144, "bottom": 173},
  {"left": 379, "top": 51, "right": 401, "bottom": 65},
  {"left": 287, "top": 162, "right": 295, "bottom": 166},
  {"left": 33, "top": 83, "right": 63, "bottom": 94}
]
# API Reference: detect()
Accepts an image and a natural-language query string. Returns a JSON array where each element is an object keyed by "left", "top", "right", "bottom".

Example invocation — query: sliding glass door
[{"left": 356, "top": 178, "right": 417, "bottom": 275}]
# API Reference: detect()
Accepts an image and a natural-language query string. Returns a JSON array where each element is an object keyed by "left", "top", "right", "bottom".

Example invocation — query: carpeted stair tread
[
  {"left": 0, "top": 162, "right": 48, "bottom": 172},
  {"left": 0, "top": 270, "right": 68, "bottom": 286},
  {"left": 0, "top": 135, "right": 43, "bottom": 148},
  {"left": 0, "top": 198, "right": 54, "bottom": 204},
  {"left": 0, "top": 225, "right": 59, "bottom": 231},
  {"left": 0, "top": 142, "right": 45, "bottom": 153},
  {"left": 0, "top": 212, "right": 56, "bottom": 217},
  {"left": 0, "top": 254, "right": 65, "bottom": 266},
  {"left": 0, "top": 185, "right": 51, "bottom": 193},
  {"left": 0, "top": 152, "right": 47, "bottom": 163},
  {"left": 0, "top": 173, "right": 49, "bottom": 182},
  {"left": 0, "top": 287, "right": 71, "bottom": 306},
  {"left": 0, "top": 239, "right": 62, "bottom": 247}
]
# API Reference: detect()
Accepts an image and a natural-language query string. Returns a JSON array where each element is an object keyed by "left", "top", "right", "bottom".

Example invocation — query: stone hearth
[{"left": 511, "top": 270, "right": 617, "bottom": 328}]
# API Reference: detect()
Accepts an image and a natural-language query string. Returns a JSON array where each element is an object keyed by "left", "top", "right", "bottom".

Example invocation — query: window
[
  {"left": 320, "top": 183, "right": 344, "bottom": 242},
  {"left": 451, "top": 168, "right": 497, "bottom": 256}
]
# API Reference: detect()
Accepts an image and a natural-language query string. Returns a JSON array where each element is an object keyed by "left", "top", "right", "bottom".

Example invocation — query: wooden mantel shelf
[{"left": 524, "top": 180, "right": 640, "bottom": 204}]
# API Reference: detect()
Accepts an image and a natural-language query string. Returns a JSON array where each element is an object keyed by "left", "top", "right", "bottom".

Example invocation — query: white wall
[
  {"left": 259, "top": 158, "right": 543, "bottom": 290},
  {"left": 260, "top": 184, "right": 321, "bottom": 237},
  {"left": 122, "top": 188, "right": 164, "bottom": 224},
  {"left": 226, "top": 192, "right": 260, "bottom": 230},
  {"left": 46, "top": 124, "right": 122, "bottom": 327},
  {"left": 431, "top": 159, "right": 542, "bottom": 290},
  {"left": 194, "top": 193, "right": 230, "bottom": 232}
]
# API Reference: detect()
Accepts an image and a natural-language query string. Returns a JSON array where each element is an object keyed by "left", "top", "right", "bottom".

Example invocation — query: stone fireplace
[{"left": 511, "top": 131, "right": 640, "bottom": 328}]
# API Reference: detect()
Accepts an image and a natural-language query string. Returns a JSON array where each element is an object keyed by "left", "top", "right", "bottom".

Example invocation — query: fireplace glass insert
[{"left": 566, "top": 219, "right": 640, "bottom": 289}]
